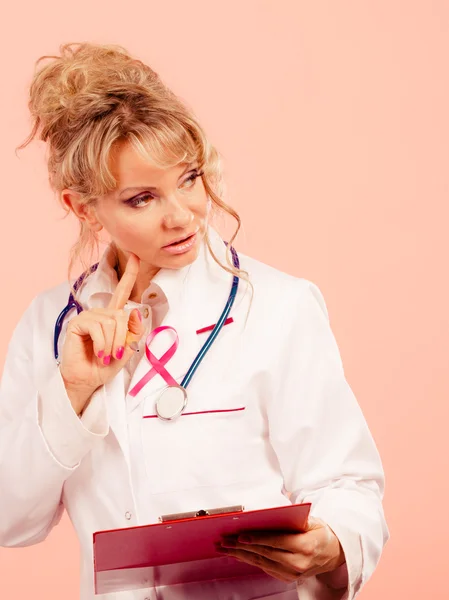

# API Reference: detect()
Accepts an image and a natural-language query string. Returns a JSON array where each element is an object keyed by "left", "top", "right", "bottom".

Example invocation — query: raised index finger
[{"left": 108, "top": 253, "right": 140, "bottom": 310}]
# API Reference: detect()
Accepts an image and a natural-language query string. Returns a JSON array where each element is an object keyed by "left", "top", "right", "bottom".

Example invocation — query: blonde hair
[{"left": 17, "top": 42, "right": 249, "bottom": 298}]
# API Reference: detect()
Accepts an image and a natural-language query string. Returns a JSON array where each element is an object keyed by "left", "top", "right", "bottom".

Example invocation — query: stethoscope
[{"left": 53, "top": 244, "right": 240, "bottom": 421}]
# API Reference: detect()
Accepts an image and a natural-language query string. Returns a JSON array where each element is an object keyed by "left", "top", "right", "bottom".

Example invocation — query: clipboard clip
[{"left": 158, "top": 504, "right": 244, "bottom": 523}]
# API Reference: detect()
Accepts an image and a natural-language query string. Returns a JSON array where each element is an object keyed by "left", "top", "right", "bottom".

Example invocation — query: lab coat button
[{"left": 125, "top": 511, "right": 132, "bottom": 520}]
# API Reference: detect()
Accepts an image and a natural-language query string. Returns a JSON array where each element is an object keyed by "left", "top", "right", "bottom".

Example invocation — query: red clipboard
[{"left": 93, "top": 502, "right": 311, "bottom": 595}]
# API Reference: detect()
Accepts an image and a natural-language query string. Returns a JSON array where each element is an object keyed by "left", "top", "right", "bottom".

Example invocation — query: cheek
[
  {"left": 107, "top": 219, "right": 133, "bottom": 239},
  {"left": 193, "top": 191, "right": 210, "bottom": 218},
  {"left": 108, "top": 215, "right": 157, "bottom": 247}
]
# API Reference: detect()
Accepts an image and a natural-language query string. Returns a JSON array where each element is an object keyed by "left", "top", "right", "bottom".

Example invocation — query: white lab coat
[{"left": 0, "top": 228, "right": 388, "bottom": 600}]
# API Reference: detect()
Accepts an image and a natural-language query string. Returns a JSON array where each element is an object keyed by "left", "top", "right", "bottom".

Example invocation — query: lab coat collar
[
  {"left": 78, "top": 227, "right": 230, "bottom": 313},
  {"left": 79, "top": 243, "right": 187, "bottom": 314}
]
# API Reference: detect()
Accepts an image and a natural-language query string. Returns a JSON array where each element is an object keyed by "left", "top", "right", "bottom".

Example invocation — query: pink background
[{"left": 1, "top": 1, "right": 448, "bottom": 598}]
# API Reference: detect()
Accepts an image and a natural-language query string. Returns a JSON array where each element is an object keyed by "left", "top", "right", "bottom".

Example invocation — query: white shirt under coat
[{"left": 0, "top": 227, "right": 388, "bottom": 599}]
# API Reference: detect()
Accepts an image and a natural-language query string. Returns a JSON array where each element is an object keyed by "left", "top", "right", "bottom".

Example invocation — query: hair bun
[{"left": 23, "top": 42, "right": 151, "bottom": 144}]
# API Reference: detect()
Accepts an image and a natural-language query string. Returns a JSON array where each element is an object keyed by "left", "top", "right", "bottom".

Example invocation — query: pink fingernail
[
  {"left": 137, "top": 310, "right": 142, "bottom": 322},
  {"left": 97, "top": 350, "right": 104, "bottom": 359},
  {"left": 103, "top": 355, "right": 111, "bottom": 366},
  {"left": 115, "top": 346, "right": 124, "bottom": 360}
]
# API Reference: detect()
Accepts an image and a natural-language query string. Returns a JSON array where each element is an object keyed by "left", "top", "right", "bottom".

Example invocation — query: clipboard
[{"left": 93, "top": 502, "right": 311, "bottom": 595}]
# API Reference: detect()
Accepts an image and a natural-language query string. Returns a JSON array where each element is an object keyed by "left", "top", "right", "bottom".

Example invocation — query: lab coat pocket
[{"left": 138, "top": 381, "right": 263, "bottom": 495}]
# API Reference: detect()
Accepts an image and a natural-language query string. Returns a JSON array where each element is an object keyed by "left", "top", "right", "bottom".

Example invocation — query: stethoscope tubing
[{"left": 181, "top": 244, "right": 239, "bottom": 389}]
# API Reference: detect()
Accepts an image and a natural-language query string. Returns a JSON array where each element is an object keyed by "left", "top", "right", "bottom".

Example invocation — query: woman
[{"left": 0, "top": 43, "right": 388, "bottom": 599}]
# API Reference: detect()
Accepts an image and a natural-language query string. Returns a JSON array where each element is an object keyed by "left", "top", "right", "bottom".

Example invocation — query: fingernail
[
  {"left": 129, "top": 341, "right": 139, "bottom": 352},
  {"left": 103, "top": 355, "right": 111, "bottom": 365},
  {"left": 136, "top": 310, "right": 142, "bottom": 322},
  {"left": 115, "top": 346, "right": 124, "bottom": 360},
  {"left": 97, "top": 350, "right": 104, "bottom": 359}
]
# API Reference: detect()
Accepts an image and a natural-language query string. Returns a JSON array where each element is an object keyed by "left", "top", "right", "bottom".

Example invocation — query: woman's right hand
[{"left": 59, "top": 253, "right": 146, "bottom": 416}]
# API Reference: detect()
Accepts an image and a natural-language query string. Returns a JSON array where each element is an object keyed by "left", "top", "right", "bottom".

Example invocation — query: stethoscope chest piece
[{"left": 155, "top": 385, "right": 188, "bottom": 421}]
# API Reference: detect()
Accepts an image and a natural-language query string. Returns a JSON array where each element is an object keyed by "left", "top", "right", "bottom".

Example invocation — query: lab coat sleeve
[
  {"left": 267, "top": 281, "right": 389, "bottom": 599},
  {"left": 38, "top": 368, "right": 109, "bottom": 467},
  {"left": 0, "top": 298, "right": 108, "bottom": 548}
]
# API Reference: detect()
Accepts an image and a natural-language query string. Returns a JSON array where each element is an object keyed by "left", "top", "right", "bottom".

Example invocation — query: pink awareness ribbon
[{"left": 128, "top": 326, "right": 179, "bottom": 397}]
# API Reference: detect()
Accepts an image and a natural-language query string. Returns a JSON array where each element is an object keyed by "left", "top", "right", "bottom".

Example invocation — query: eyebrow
[{"left": 118, "top": 163, "right": 198, "bottom": 198}]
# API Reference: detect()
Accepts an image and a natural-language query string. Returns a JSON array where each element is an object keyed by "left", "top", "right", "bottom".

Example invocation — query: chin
[{"left": 164, "top": 246, "right": 201, "bottom": 269}]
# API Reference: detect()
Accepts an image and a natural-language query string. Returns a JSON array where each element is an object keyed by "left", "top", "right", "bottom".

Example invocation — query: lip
[
  {"left": 162, "top": 232, "right": 198, "bottom": 255},
  {"left": 163, "top": 231, "right": 198, "bottom": 248}
]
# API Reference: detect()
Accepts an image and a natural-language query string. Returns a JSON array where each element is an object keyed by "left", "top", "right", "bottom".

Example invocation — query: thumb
[
  {"left": 124, "top": 309, "right": 146, "bottom": 352},
  {"left": 128, "top": 308, "right": 146, "bottom": 337},
  {"left": 304, "top": 516, "right": 326, "bottom": 532}
]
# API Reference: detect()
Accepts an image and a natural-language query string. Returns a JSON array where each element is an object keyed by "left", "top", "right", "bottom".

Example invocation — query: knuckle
[
  {"left": 295, "top": 556, "right": 312, "bottom": 573},
  {"left": 66, "top": 315, "right": 83, "bottom": 332},
  {"left": 106, "top": 308, "right": 126, "bottom": 318},
  {"left": 283, "top": 554, "right": 298, "bottom": 569},
  {"left": 301, "top": 537, "right": 318, "bottom": 557},
  {"left": 300, "top": 542, "right": 312, "bottom": 557}
]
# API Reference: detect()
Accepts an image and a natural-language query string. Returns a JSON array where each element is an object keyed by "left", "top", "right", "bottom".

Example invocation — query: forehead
[{"left": 109, "top": 139, "right": 192, "bottom": 188}]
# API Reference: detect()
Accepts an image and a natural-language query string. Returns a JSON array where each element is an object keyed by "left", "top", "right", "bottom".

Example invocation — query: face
[{"left": 70, "top": 140, "right": 210, "bottom": 276}]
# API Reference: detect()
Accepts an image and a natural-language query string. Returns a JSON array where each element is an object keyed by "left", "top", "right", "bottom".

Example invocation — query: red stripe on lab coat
[
  {"left": 142, "top": 407, "right": 245, "bottom": 419},
  {"left": 196, "top": 317, "right": 234, "bottom": 335}
]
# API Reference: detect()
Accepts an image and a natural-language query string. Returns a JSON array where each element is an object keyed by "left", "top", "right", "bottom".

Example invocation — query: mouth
[
  {"left": 163, "top": 231, "right": 197, "bottom": 248},
  {"left": 162, "top": 231, "right": 199, "bottom": 255}
]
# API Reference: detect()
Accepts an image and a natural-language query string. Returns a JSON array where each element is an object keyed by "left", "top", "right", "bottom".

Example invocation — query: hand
[
  {"left": 59, "top": 253, "right": 146, "bottom": 415},
  {"left": 216, "top": 516, "right": 346, "bottom": 584}
]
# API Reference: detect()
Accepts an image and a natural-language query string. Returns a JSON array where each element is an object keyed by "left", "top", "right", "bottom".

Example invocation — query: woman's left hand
[{"left": 216, "top": 517, "right": 346, "bottom": 583}]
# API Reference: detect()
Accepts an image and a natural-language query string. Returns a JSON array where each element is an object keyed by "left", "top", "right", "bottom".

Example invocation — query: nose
[{"left": 163, "top": 195, "right": 194, "bottom": 229}]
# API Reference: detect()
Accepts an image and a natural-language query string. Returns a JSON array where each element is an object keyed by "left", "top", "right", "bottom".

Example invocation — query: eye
[
  {"left": 123, "top": 170, "right": 203, "bottom": 208},
  {"left": 124, "top": 193, "right": 154, "bottom": 208},
  {"left": 181, "top": 170, "right": 203, "bottom": 188}
]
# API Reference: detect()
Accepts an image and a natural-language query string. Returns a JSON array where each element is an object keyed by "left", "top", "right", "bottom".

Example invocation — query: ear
[{"left": 61, "top": 189, "right": 103, "bottom": 232}]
